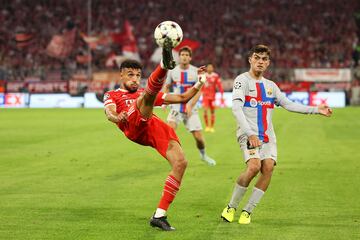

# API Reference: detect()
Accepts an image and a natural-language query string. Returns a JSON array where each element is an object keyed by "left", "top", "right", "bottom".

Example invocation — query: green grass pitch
[{"left": 0, "top": 107, "right": 359, "bottom": 240}]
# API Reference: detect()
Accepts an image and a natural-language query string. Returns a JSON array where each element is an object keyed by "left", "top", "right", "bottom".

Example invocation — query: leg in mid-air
[{"left": 137, "top": 37, "right": 175, "bottom": 118}]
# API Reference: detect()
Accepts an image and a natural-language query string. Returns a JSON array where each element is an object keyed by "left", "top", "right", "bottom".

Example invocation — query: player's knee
[
  {"left": 261, "top": 163, "right": 274, "bottom": 175},
  {"left": 247, "top": 162, "right": 261, "bottom": 176}
]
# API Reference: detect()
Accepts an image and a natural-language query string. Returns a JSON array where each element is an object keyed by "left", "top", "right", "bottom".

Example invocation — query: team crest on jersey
[
  {"left": 103, "top": 93, "right": 110, "bottom": 102},
  {"left": 267, "top": 88, "right": 273, "bottom": 95},
  {"left": 234, "top": 81, "right": 241, "bottom": 89},
  {"left": 250, "top": 98, "right": 258, "bottom": 107}
]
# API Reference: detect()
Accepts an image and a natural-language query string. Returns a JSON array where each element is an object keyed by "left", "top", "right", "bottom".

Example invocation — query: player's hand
[
  {"left": 197, "top": 66, "right": 207, "bottom": 84},
  {"left": 220, "top": 97, "right": 225, "bottom": 107},
  {"left": 248, "top": 135, "right": 261, "bottom": 148},
  {"left": 161, "top": 104, "right": 167, "bottom": 112},
  {"left": 197, "top": 65, "right": 206, "bottom": 75},
  {"left": 117, "top": 111, "right": 128, "bottom": 123},
  {"left": 318, "top": 104, "right": 332, "bottom": 117},
  {"left": 186, "top": 104, "right": 193, "bottom": 118}
]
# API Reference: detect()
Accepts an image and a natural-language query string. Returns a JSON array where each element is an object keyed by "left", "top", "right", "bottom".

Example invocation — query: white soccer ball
[{"left": 154, "top": 21, "right": 183, "bottom": 48}]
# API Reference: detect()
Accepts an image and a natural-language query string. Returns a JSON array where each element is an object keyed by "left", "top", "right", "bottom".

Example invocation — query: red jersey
[
  {"left": 103, "top": 87, "right": 179, "bottom": 158},
  {"left": 202, "top": 72, "right": 224, "bottom": 100},
  {"left": 103, "top": 88, "right": 166, "bottom": 130}
]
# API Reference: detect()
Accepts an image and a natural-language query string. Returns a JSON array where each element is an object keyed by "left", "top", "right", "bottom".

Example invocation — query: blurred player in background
[
  {"left": 104, "top": 38, "right": 208, "bottom": 231},
  {"left": 163, "top": 46, "right": 216, "bottom": 166},
  {"left": 221, "top": 44, "right": 333, "bottom": 224},
  {"left": 202, "top": 63, "right": 224, "bottom": 132}
]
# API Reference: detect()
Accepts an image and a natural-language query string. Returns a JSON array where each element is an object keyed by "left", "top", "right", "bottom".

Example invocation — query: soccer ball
[{"left": 154, "top": 21, "right": 183, "bottom": 48}]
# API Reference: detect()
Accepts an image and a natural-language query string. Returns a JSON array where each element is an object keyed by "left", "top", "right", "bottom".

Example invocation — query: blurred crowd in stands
[{"left": 0, "top": 0, "right": 360, "bottom": 96}]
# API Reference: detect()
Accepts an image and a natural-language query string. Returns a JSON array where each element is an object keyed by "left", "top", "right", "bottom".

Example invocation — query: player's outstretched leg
[
  {"left": 143, "top": 37, "right": 174, "bottom": 96},
  {"left": 162, "top": 37, "right": 176, "bottom": 70},
  {"left": 139, "top": 38, "right": 175, "bottom": 119}
]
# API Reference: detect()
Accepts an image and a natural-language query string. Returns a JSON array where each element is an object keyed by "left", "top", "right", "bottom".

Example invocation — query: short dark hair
[
  {"left": 248, "top": 44, "right": 271, "bottom": 58},
  {"left": 179, "top": 46, "right": 192, "bottom": 57},
  {"left": 120, "top": 59, "right": 142, "bottom": 70}
]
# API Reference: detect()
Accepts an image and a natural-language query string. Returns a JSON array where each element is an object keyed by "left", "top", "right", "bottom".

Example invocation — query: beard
[{"left": 124, "top": 83, "right": 138, "bottom": 93}]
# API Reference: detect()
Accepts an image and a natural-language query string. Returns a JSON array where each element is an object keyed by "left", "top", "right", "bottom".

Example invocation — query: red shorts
[
  {"left": 202, "top": 98, "right": 215, "bottom": 110},
  {"left": 119, "top": 104, "right": 180, "bottom": 158}
]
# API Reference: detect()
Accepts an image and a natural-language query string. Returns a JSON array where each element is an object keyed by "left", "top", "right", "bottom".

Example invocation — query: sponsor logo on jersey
[
  {"left": 249, "top": 98, "right": 273, "bottom": 107},
  {"left": 250, "top": 98, "right": 258, "bottom": 107}
]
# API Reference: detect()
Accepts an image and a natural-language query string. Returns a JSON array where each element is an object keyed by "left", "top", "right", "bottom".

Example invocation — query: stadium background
[
  {"left": 1, "top": 1, "right": 360, "bottom": 239},
  {"left": 1, "top": 0, "right": 360, "bottom": 107}
]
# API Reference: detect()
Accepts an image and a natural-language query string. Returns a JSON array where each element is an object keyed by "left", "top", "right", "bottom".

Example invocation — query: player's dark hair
[
  {"left": 179, "top": 46, "right": 192, "bottom": 57},
  {"left": 248, "top": 44, "right": 271, "bottom": 58},
  {"left": 120, "top": 59, "right": 142, "bottom": 70}
]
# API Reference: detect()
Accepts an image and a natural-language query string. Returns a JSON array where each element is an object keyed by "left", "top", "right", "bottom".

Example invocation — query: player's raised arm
[
  {"left": 273, "top": 83, "right": 333, "bottom": 117},
  {"left": 162, "top": 66, "right": 207, "bottom": 105}
]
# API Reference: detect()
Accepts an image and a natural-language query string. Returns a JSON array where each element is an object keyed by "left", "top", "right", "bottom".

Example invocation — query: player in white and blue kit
[
  {"left": 221, "top": 45, "right": 333, "bottom": 224},
  {"left": 164, "top": 46, "right": 216, "bottom": 166}
]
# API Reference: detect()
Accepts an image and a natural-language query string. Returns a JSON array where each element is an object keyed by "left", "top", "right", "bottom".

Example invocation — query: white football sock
[
  {"left": 154, "top": 208, "right": 166, "bottom": 218},
  {"left": 228, "top": 184, "right": 247, "bottom": 208},
  {"left": 243, "top": 187, "right": 264, "bottom": 213}
]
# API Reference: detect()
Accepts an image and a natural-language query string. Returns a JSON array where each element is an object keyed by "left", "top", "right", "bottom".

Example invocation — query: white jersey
[
  {"left": 165, "top": 64, "right": 198, "bottom": 113},
  {"left": 232, "top": 72, "right": 319, "bottom": 143}
]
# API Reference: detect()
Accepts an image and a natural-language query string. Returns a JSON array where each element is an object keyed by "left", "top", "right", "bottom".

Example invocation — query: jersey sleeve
[
  {"left": 232, "top": 75, "right": 247, "bottom": 102},
  {"left": 103, "top": 92, "right": 116, "bottom": 107},
  {"left": 165, "top": 70, "right": 173, "bottom": 86},
  {"left": 273, "top": 82, "right": 319, "bottom": 114},
  {"left": 154, "top": 92, "right": 167, "bottom": 106}
]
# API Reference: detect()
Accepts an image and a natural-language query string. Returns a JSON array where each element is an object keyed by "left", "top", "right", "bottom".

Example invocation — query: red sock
[
  {"left": 158, "top": 175, "right": 180, "bottom": 211},
  {"left": 204, "top": 112, "right": 209, "bottom": 127},
  {"left": 211, "top": 113, "right": 215, "bottom": 127},
  {"left": 145, "top": 65, "right": 167, "bottom": 96}
]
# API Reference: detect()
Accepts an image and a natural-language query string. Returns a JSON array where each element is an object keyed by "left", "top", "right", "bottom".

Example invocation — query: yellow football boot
[
  {"left": 221, "top": 206, "right": 236, "bottom": 222},
  {"left": 238, "top": 211, "right": 251, "bottom": 224}
]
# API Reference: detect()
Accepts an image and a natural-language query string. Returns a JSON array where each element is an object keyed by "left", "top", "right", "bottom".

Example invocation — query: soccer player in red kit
[
  {"left": 103, "top": 39, "right": 207, "bottom": 231},
  {"left": 202, "top": 64, "right": 224, "bottom": 132}
]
